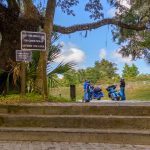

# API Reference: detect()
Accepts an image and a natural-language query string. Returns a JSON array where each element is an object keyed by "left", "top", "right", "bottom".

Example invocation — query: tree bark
[
  {"left": 54, "top": 18, "right": 146, "bottom": 34},
  {"left": 35, "top": 0, "right": 56, "bottom": 99},
  {"left": 21, "top": 62, "right": 26, "bottom": 95}
]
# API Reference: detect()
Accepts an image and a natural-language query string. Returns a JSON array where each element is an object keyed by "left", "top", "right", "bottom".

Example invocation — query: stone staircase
[{"left": 0, "top": 102, "right": 149, "bottom": 145}]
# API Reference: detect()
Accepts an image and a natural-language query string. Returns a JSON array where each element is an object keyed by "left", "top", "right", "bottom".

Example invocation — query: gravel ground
[{"left": 0, "top": 141, "right": 149, "bottom": 150}]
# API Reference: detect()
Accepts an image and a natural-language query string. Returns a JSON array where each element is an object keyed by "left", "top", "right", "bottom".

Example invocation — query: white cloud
[
  {"left": 107, "top": 0, "right": 131, "bottom": 17},
  {"left": 112, "top": 50, "right": 132, "bottom": 64},
  {"left": 99, "top": 48, "right": 106, "bottom": 59},
  {"left": 47, "top": 42, "right": 86, "bottom": 74},
  {"left": 118, "top": 0, "right": 131, "bottom": 9},
  {"left": 107, "top": 8, "right": 116, "bottom": 17},
  {"left": 54, "top": 42, "right": 86, "bottom": 65}
]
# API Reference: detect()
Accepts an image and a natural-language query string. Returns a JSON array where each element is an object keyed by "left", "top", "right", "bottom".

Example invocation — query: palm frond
[
  {"left": 12, "top": 63, "right": 21, "bottom": 85},
  {"left": 6, "top": 59, "right": 21, "bottom": 86},
  {"left": 48, "top": 33, "right": 62, "bottom": 63},
  {"left": 47, "top": 61, "right": 76, "bottom": 76},
  {"left": 48, "top": 75, "right": 60, "bottom": 88},
  {"left": 51, "top": 32, "right": 61, "bottom": 44},
  {"left": 48, "top": 45, "right": 61, "bottom": 63}
]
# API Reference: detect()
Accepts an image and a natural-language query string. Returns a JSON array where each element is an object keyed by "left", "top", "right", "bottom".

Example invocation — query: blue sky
[{"left": 52, "top": 0, "right": 150, "bottom": 75}]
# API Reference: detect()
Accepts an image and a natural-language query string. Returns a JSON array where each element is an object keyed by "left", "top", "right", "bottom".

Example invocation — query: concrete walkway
[
  {"left": 0, "top": 141, "right": 149, "bottom": 150},
  {"left": 8, "top": 100, "right": 150, "bottom": 106},
  {"left": 77, "top": 99, "right": 150, "bottom": 106}
]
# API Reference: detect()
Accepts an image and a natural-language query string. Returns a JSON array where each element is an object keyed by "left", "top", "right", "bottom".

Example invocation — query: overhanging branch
[{"left": 53, "top": 18, "right": 146, "bottom": 34}]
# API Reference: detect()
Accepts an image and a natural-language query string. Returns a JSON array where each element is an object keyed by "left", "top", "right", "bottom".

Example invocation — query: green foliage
[
  {"left": 84, "top": 59, "right": 118, "bottom": 84},
  {"left": 122, "top": 64, "right": 139, "bottom": 78},
  {"left": 46, "top": 33, "right": 75, "bottom": 88},
  {"left": 57, "top": 0, "right": 103, "bottom": 20},
  {"left": 63, "top": 69, "right": 80, "bottom": 86},
  {"left": 48, "top": 95, "right": 71, "bottom": 102},
  {"left": 95, "top": 59, "right": 118, "bottom": 79},
  {"left": 62, "top": 59, "right": 118, "bottom": 85},
  {"left": 26, "top": 32, "right": 75, "bottom": 89},
  {"left": 109, "top": 0, "right": 150, "bottom": 61},
  {"left": 0, "top": 93, "right": 44, "bottom": 104},
  {"left": 48, "top": 62, "right": 75, "bottom": 76},
  {"left": 0, "top": 93, "right": 72, "bottom": 103}
]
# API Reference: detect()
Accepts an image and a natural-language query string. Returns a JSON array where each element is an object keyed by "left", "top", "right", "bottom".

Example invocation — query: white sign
[{"left": 16, "top": 50, "right": 32, "bottom": 62}]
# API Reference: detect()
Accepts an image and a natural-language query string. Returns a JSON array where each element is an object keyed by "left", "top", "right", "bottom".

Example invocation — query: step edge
[{"left": 0, "top": 127, "right": 149, "bottom": 134}]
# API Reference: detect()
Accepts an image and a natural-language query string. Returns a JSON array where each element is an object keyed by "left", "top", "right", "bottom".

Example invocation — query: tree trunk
[
  {"left": 0, "top": 30, "right": 20, "bottom": 70},
  {"left": 0, "top": 17, "right": 40, "bottom": 93},
  {"left": 21, "top": 62, "right": 26, "bottom": 95},
  {"left": 35, "top": 0, "right": 56, "bottom": 100}
]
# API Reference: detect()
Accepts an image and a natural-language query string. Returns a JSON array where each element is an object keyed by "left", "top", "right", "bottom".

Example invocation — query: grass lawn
[
  {"left": 0, "top": 81, "right": 149, "bottom": 104},
  {"left": 126, "top": 87, "right": 150, "bottom": 101},
  {"left": 0, "top": 93, "right": 72, "bottom": 104},
  {"left": 0, "top": 93, "right": 45, "bottom": 104},
  {"left": 49, "top": 81, "right": 150, "bottom": 101}
]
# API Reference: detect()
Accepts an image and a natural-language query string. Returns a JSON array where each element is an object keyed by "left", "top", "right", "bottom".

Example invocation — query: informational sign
[
  {"left": 21, "top": 31, "right": 46, "bottom": 51},
  {"left": 16, "top": 50, "right": 32, "bottom": 62}
]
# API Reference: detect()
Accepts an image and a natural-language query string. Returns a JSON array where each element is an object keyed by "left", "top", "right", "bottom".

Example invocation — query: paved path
[
  {"left": 0, "top": 141, "right": 149, "bottom": 150},
  {"left": 77, "top": 99, "right": 150, "bottom": 106},
  {"left": 7, "top": 100, "right": 150, "bottom": 106}
]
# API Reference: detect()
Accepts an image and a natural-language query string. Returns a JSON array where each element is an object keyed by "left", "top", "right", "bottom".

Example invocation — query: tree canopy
[
  {"left": 122, "top": 63, "right": 139, "bottom": 78},
  {"left": 63, "top": 59, "right": 118, "bottom": 85},
  {"left": 110, "top": 0, "right": 150, "bottom": 61}
]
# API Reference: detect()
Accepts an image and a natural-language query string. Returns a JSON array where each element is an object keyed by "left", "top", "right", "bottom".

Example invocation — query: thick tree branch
[
  {"left": 53, "top": 18, "right": 146, "bottom": 34},
  {"left": 23, "top": 0, "right": 39, "bottom": 19},
  {"left": 8, "top": 0, "right": 19, "bottom": 11},
  {"left": 7, "top": 0, "right": 20, "bottom": 19}
]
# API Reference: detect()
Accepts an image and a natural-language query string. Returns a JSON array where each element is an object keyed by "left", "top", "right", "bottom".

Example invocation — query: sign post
[
  {"left": 20, "top": 31, "right": 46, "bottom": 97},
  {"left": 16, "top": 50, "right": 32, "bottom": 95},
  {"left": 21, "top": 63, "right": 26, "bottom": 96}
]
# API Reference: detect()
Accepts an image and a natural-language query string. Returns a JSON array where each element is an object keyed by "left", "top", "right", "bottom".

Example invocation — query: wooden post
[
  {"left": 70, "top": 85, "right": 76, "bottom": 101},
  {"left": 21, "top": 62, "right": 26, "bottom": 95},
  {"left": 41, "top": 51, "right": 48, "bottom": 100}
]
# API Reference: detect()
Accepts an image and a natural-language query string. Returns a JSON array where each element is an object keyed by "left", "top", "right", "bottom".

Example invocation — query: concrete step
[
  {"left": 0, "top": 103, "right": 149, "bottom": 116},
  {"left": 0, "top": 127, "right": 149, "bottom": 145},
  {"left": 0, "top": 114, "right": 149, "bottom": 129}
]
